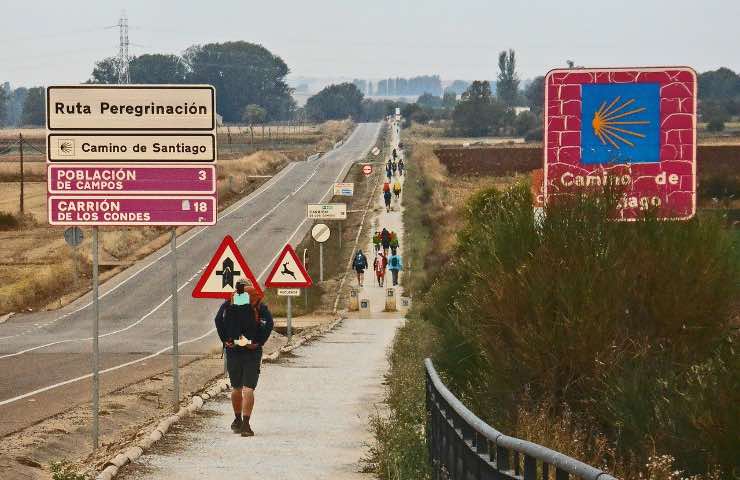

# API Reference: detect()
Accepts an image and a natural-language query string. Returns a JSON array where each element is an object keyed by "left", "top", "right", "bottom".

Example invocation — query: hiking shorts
[{"left": 226, "top": 347, "right": 263, "bottom": 389}]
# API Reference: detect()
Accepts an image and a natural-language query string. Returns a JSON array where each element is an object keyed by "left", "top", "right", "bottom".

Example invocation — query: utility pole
[
  {"left": 18, "top": 133, "right": 24, "bottom": 215},
  {"left": 117, "top": 11, "right": 130, "bottom": 84}
]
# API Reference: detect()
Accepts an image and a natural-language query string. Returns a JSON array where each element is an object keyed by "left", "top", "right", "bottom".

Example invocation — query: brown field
[
  {"left": 0, "top": 119, "right": 356, "bottom": 316},
  {"left": 0, "top": 182, "right": 47, "bottom": 220}
]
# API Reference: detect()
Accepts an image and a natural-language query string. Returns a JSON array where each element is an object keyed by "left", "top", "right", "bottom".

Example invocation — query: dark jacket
[
  {"left": 352, "top": 252, "right": 368, "bottom": 270},
  {"left": 214, "top": 300, "right": 274, "bottom": 349}
]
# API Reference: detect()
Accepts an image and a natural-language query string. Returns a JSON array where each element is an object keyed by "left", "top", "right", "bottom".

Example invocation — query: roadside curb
[{"left": 95, "top": 314, "right": 345, "bottom": 480}]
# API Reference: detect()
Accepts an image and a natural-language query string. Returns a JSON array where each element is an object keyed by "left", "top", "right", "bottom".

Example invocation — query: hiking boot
[
  {"left": 230, "top": 417, "right": 242, "bottom": 433},
  {"left": 241, "top": 421, "right": 254, "bottom": 437}
]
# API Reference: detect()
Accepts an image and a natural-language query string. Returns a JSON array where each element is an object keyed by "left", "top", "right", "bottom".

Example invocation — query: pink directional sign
[
  {"left": 48, "top": 195, "right": 217, "bottom": 226},
  {"left": 544, "top": 67, "right": 697, "bottom": 220},
  {"left": 48, "top": 165, "right": 216, "bottom": 194}
]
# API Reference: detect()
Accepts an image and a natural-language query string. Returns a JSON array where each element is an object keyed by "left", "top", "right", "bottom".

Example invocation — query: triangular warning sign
[
  {"left": 192, "top": 235, "right": 263, "bottom": 299},
  {"left": 264, "top": 244, "right": 313, "bottom": 288}
]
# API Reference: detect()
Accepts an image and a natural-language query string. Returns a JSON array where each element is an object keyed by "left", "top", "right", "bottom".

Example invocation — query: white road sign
[
  {"left": 307, "top": 203, "right": 347, "bottom": 220},
  {"left": 277, "top": 288, "right": 301, "bottom": 296},
  {"left": 333, "top": 182, "right": 354, "bottom": 196},
  {"left": 47, "top": 134, "right": 216, "bottom": 162},
  {"left": 311, "top": 223, "right": 331, "bottom": 243},
  {"left": 46, "top": 85, "right": 215, "bottom": 131}
]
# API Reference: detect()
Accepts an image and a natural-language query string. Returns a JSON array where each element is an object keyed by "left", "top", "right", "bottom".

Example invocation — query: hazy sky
[{"left": 2, "top": 0, "right": 738, "bottom": 88}]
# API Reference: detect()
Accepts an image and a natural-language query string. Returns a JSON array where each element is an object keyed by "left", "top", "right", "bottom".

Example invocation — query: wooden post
[{"left": 19, "top": 133, "right": 24, "bottom": 215}]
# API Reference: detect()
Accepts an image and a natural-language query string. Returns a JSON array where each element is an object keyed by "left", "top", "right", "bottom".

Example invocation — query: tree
[
  {"left": 525, "top": 76, "right": 545, "bottom": 113},
  {"left": 89, "top": 57, "right": 119, "bottom": 84},
  {"left": 242, "top": 104, "right": 266, "bottom": 144},
  {"left": 496, "top": 49, "right": 520, "bottom": 107},
  {"left": 698, "top": 68, "right": 740, "bottom": 100},
  {"left": 514, "top": 110, "right": 539, "bottom": 137},
  {"left": 305, "top": 83, "right": 364, "bottom": 122},
  {"left": 130, "top": 54, "right": 188, "bottom": 84},
  {"left": 21, "top": 87, "right": 45, "bottom": 126},
  {"left": 452, "top": 81, "right": 511, "bottom": 137},
  {"left": 442, "top": 90, "right": 457, "bottom": 109},
  {"left": 417, "top": 92, "right": 442, "bottom": 109},
  {"left": 702, "top": 101, "right": 729, "bottom": 132},
  {"left": 90, "top": 54, "right": 187, "bottom": 84},
  {"left": 0, "top": 83, "right": 8, "bottom": 126},
  {"left": 184, "top": 41, "right": 295, "bottom": 122}
]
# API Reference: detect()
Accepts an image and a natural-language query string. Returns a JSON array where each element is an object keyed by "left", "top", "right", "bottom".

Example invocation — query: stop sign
[{"left": 362, "top": 164, "right": 373, "bottom": 176}]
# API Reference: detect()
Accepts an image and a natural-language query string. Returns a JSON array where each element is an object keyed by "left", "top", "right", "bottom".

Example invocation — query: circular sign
[
  {"left": 362, "top": 164, "right": 373, "bottom": 177},
  {"left": 63, "top": 226, "right": 84, "bottom": 247},
  {"left": 371, "top": 147, "right": 380, "bottom": 156},
  {"left": 311, "top": 223, "right": 331, "bottom": 243}
]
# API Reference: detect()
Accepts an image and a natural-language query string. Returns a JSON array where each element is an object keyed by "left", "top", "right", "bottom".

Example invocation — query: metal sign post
[
  {"left": 170, "top": 229, "right": 179, "bottom": 411},
  {"left": 319, "top": 243, "right": 324, "bottom": 283},
  {"left": 286, "top": 296, "right": 292, "bottom": 341},
  {"left": 91, "top": 226, "right": 100, "bottom": 450}
]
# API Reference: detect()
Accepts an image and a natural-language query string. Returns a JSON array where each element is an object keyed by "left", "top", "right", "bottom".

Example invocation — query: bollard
[
  {"left": 359, "top": 298, "right": 371, "bottom": 314},
  {"left": 349, "top": 288, "right": 359, "bottom": 311},
  {"left": 385, "top": 288, "right": 397, "bottom": 312},
  {"left": 400, "top": 296, "right": 411, "bottom": 310}
]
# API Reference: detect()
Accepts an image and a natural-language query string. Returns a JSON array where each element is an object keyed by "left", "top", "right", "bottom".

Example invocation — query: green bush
[{"left": 420, "top": 183, "right": 739, "bottom": 477}]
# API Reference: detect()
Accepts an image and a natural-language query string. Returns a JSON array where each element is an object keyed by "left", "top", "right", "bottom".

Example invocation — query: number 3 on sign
[
  {"left": 198, "top": 170, "right": 207, "bottom": 181},
  {"left": 194, "top": 201, "right": 208, "bottom": 212}
]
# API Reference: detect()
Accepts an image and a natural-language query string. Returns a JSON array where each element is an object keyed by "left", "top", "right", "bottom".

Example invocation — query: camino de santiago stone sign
[
  {"left": 46, "top": 85, "right": 217, "bottom": 226},
  {"left": 543, "top": 67, "right": 697, "bottom": 220}
]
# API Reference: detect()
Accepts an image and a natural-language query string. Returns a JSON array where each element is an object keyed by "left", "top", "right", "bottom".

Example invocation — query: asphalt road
[{"left": 0, "top": 122, "right": 381, "bottom": 436}]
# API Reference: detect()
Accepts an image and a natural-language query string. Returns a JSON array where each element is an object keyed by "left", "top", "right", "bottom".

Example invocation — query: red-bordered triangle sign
[
  {"left": 264, "top": 244, "right": 313, "bottom": 288},
  {"left": 192, "top": 235, "right": 263, "bottom": 299}
]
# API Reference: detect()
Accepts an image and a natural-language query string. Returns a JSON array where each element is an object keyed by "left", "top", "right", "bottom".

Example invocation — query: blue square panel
[{"left": 581, "top": 83, "right": 660, "bottom": 164}]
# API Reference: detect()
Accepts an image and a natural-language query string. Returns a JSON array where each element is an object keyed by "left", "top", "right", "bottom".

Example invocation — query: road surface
[{"left": 0, "top": 123, "right": 381, "bottom": 437}]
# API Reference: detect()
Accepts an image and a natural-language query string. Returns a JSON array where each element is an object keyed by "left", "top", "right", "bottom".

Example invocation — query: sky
[{"left": 1, "top": 0, "right": 738, "bottom": 89}]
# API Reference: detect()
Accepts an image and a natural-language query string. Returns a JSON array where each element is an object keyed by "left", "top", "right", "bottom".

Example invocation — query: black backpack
[{"left": 224, "top": 303, "right": 259, "bottom": 341}]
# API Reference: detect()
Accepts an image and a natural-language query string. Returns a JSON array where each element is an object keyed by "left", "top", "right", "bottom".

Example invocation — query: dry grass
[
  {"left": 0, "top": 250, "right": 90, "bottom": 314},
  {"left": 0, "top": 162, "right": 46, "bottom": 181},
  {"left": 315, "top": 119, "right": 354, "bottom": 151},
  {"left": 0, "top": 182, "right": 47, "bottom": 221},
  {"left": 0, "top": 127, "right": 46, "bottom": 139}
]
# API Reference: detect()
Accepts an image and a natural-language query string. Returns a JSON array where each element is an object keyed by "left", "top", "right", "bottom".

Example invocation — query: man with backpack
[
  {"left": 352, "top": 249, "right": 368, "bottom": 287},
  {"left": 398, "top": 158, "right": 404, "bottom": 176},
  {"left": 380, "top": 228, "right": 391, "bottom": 256},
  {"left": 388, "top": 251, "right": 403, "bottom": 286},
  {"left": 392, "top": 179, "right": 402, "bottom": 200},
  {"left": 214, "top": 279, "right": 274, "bottom": 437}
]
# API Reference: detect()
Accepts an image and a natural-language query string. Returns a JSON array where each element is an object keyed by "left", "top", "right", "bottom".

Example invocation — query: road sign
[
  {"left": 333, "top": 182, "right": 354, "bottom": 196},
  {"left": 192, "top": 235, "right": 263, "bottom": 299},
  {"left": 46, "top": 85, "right": 215, "bottom": 131},
  {"left": 48, "top": 165, "right": 216, "bottom": 194},
  {"left": 371, "top": 147, "right": 380, "bottom": 156},
  {"left": 46, "top": 84, "right": 218, "bottom": 227},
  {"left": 544, "top": 67, "right": 697, "bottom": 220},
  {"left": 48, "top": 195, "right": 217, "bottom": 226},
  {"left": 362, "top": 165, "right": 373, "bottom": 176},
  {"left": 63, "top": 226, "right": 84, "bottom": 247},
  {"left": 277, "top": 288, "right": 301, "bottom": 296},
  {"left": 307, "top": 203, "right": 347, "bottom": 220},
  {"left": 47, "top": 134, "right": 216, "bottom": 163},
  {"left": 311, "top": 223, "right": 331, "bottom": 243},
  {"left": 265, "top": 244, "right": 312, "bottom": 288}
]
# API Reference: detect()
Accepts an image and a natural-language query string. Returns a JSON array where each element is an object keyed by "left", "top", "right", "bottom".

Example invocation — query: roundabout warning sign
[{"left": 544, "top": 67, "right": 697, "bottom": 220}]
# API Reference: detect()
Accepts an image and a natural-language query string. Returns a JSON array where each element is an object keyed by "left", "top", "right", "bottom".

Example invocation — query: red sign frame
[
  {"left": 264, "top": 244, "right": 313, "bottom": 288},
  {"left": 192, "top": 235, "right": 263, "bottom": 299}
]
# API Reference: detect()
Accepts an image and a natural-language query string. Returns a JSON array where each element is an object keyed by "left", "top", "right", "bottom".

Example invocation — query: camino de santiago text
[{"left": 54, "top": 101, "right": 209, "bottom": 117}]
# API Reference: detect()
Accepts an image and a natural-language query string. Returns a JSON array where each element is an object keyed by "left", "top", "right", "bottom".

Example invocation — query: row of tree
[{"left": 1, "top": 41, "right": 296, "bottom": 126}]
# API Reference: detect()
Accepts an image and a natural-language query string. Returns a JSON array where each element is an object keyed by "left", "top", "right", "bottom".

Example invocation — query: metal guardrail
[{"left": 425, "top": 358, "right": 619, "bottom": 480}]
